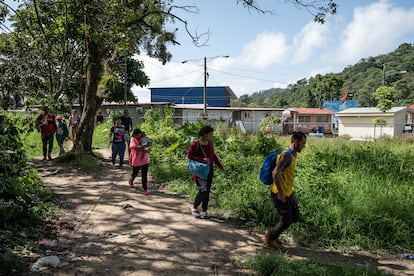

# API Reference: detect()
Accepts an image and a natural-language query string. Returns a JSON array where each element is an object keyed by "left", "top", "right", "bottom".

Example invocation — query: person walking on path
[
  {"left": 36, "top": 106, "right": 57, "bottom": 161},
  {"left": 265, "top": 131, "right": 306, "bottom": 249},
  {"left": 109, "top": 118, "right": 126, "bottom": 168},
  {"left": 96, "top": 111, "right": 104, "bottom": 124},
  {"left": 120, "top": 109, "right": 133, "bottom": 153},
  {"left": 128, "top": 128, "right": 151, "bottom": 195},
  {"left": 187, "top": 125, "right": 224, "bottom": 219},
  {"left": 68, "top": 109, "right": 80, "bottom": 145},
  {"left": 55, "top": 115, "right": 69, "bottom": 156}
]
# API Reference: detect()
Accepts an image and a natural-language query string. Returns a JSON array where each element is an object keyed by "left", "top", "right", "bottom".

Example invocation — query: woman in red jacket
[{"left": 187, "top": 125, "right": 224, "bottom": 219}]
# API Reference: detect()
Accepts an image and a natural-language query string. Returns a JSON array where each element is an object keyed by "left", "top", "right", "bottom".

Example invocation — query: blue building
[{"left": 150, "top": 86, "right": 237, "bottom": 107}]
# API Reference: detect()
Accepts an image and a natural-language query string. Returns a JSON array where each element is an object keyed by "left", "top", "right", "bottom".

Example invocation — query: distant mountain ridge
[{"left": 232, "top": 42, "right": 414, "bottom": 108}]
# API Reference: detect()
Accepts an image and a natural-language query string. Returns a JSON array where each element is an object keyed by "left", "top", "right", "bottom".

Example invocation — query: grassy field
[{"left": 15, "top": 110, "right": 414, "bottom": 275}]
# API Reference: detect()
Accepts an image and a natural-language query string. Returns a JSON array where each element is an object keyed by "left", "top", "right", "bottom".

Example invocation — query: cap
[{"left": 56, "top": 115, "right": 62, "bottom": 120}]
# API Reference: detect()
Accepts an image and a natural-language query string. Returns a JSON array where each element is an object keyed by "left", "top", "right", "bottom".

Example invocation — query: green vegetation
[
  {"left": 140, "top": 109, "right": 413, "bottom": 274},
  {"left": 232, "top": 43, "right": 414, "bottom": 108},
  {"left": 143, "top": 109, "right": 414, "bottom": 252},
  {"left": 3, "top": 109, "right": 413, "bottom": 274},
  {"left": 0, "top": 112, "right": 58, "bottom": 274},
  {"left": 234, "top": 254, "right": 387, "bottom": 276}
]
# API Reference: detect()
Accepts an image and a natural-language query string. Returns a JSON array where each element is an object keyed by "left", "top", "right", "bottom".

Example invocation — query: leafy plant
[
  {"left": 0, "top": 111, "right": 58, "bottom": 271},
  {"left": 144, "top": 109, "right": 414, "bottom": 252}
]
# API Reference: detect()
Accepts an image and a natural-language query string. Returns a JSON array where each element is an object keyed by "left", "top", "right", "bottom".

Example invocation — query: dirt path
[{"left": 29, "top": 149, "right": 414, "bottom": 275}]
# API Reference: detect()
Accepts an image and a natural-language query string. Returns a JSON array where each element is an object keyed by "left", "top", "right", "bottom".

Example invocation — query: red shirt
[
  {"left": 187, "top": 140, "right": 222, "bottom": 169},
  {"left": 37, "top": 113, "right": 57, "bottom": 135}
]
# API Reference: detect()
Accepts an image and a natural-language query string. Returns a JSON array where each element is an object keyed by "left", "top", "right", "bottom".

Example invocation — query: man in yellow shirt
[{"left": 265, "top": 132, "right": 306, "bottom": 249}]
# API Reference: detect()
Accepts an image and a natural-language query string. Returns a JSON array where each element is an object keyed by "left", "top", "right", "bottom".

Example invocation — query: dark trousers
[
  {"left": 111, "top": 142, "right": 126, "bottom": 166},
  {"left": 57, "top": 141, "right": 65, "bottom": 155},
  {"left": 129, "top": 164, "right": 149, "bottom": 191},
  {"left": 42, "top": 134, "right": 54, "bottom": 157},
  {"left": 193, "top": 169, "right": 214, "bottom": 212},
  {"left": 268, "top": 192, "right": 300, "bottom": 241}
]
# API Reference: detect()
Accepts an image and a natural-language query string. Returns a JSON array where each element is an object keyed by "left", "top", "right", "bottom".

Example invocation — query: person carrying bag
[{"left": 187, "top": 125, "right": 224, "bottom": 219}]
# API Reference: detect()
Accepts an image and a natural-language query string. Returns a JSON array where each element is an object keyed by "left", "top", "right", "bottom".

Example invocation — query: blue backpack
[{"left": 259, "top": 148, "right": 292, "bottom": 185}]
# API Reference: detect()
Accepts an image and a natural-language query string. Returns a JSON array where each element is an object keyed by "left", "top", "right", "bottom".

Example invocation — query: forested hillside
[{"left": 232, "top": 42, "right": 414, "bottom": 108}]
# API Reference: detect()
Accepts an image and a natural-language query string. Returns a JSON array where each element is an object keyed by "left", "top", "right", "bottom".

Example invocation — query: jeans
[
  {"left": 268, "top": 192, "right": 300, "bottom": 241},
  {"left": 111, "top": 142, "right": 126, "bottom": 166}
]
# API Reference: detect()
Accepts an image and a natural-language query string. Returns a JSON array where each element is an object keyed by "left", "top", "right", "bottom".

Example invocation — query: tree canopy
[{"left": 0, "top": 0, "right": 338, "bottom": 152}]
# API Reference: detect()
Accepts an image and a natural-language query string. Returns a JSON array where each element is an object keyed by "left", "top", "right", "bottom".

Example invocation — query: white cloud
[
  {"left": 239, "top": 32, "right": 289, "bottom": 69},
  {"left": 326, "top": 0, "right": 414, "bottom": 65},
  {"left": 291, "top": 21, "right": 329, "bottom": 64},
  {"left": 133, "top": 1, "right": 414, "bottom": 101}
]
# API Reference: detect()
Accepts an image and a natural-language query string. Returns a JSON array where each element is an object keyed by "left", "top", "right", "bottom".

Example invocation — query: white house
[
  {"left": 336, "top": 106, "right": 414, "bottom": 140},
  {"left": 173, "top": 105, "right": 285, "bottom": 133}
]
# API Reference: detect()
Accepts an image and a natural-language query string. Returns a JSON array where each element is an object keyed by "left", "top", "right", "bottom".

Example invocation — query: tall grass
[
  {"left": 294, "top": 138, "right": 414, "bottom": 251},
  {"left": 147, "top": 120, "right": 414, "bottom": 252},
  {"left": 39, "top": 108, "right": 408, "bottom": 254},
  {"left": 234, "top": 253, "right": 387, "bottom": 276},
  {"left": 14, "top": 110, "right": 414, "bottom": 274}
]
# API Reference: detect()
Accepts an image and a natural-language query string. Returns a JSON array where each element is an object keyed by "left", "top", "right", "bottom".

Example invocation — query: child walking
[
  {"left": 128, "top": 128, "right": 151, "bottom": 195},
  {"left": 55, "top": 115, "right": 68, "bottom": 156}
]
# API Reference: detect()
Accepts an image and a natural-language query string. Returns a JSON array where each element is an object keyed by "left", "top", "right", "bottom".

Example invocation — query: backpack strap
[
  {"left": 197, "top": 140, "right": 208, "bottom": 158},
  {"left": 283, "top": 147, "right": 293, "bottom": 168}
]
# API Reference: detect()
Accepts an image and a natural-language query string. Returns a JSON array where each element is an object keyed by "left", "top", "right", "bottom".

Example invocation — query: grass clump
[{"left": 235, "top": 253, "right": 387, "bottom": 276}]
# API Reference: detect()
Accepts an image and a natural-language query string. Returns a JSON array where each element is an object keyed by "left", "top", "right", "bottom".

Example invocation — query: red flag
[{"left": 340, "top": 90, "right": 349, "bottom": 103}]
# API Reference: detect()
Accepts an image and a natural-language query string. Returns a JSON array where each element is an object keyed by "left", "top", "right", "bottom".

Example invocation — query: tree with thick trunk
[{"left": 1, "top": 0, "right": 337, "bottom": 154}]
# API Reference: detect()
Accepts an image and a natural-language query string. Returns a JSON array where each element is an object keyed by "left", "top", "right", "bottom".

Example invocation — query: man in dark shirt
[
  {"left": 120, "top": 109, "right": 133, "bottom": 153},
  {"left": 96, "top": 111, "right": 104, "bottom": 124},
  {"left": 120, "top": 109, "right": 132, "bottom": 133}
]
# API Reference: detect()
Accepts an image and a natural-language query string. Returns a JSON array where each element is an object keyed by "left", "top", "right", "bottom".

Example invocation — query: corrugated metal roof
[
  {"left": 174, "top": 104, "right": 284, "bottom": 111},
  {"left": 336, "top": 106, "right": 409, "bottom": 115},
  {"left": 289, "top": 108, "right": 333, "bottom": 114}
]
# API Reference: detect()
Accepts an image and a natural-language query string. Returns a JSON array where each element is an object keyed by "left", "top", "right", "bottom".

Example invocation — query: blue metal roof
[{"left": 150, "top": 86, "right": 237, "bottom": 107}]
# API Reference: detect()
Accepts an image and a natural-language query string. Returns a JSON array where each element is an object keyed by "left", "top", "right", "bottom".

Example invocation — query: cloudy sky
[
  {"left": 2, "top": 0, "right": 414, "bottom": 103},
  {"left": 134, "top": 0, "right": 414, "bottom": 102}
]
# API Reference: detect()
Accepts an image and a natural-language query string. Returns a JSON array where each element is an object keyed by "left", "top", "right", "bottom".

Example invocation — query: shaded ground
[{"left": 26, "top": 149, "right": 414, "bottom": 275}]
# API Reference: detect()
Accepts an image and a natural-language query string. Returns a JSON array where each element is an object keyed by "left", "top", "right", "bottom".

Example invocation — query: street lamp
[{"left": 182, "top": 55, "right": 229, "bottom": 117}]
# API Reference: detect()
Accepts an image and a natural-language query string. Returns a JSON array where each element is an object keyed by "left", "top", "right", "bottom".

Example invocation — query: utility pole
[
  {"left": 203, "top": 56, "right": 207, "bottom": 117},
  {"left": 181, "top": 55, "right": 229, "bottom": 118}
]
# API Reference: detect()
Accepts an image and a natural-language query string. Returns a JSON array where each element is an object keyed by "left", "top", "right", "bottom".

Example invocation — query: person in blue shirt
[{"left": 55, "top": 115, "right": 69, "bottom": 156}]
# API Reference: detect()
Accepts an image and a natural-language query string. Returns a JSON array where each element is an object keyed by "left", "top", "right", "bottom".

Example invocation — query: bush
[
  {"left": 145, "top": 111, "right": 414, "bottom": 252},
  {"left": 0, "top": 111, "right": 58, "bottom": 273}
]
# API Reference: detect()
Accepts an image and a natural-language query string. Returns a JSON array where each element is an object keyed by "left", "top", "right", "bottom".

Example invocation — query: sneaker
[
  {"left": 143, "top": 190, "right": 149, "bottom": 196},
  {"left": 200, "top": 212, "right": 210, "bottom": 219},
  {"left": 264, "top": 235, "right": 282, "bottom": 249},
  {"left": 42, "top": 156, "right": 47, "bottom": 161},
  {"left": 128, "top": 180, "right": 134, "bottom": 188},
  {"left": 191, "top": 208, "right": 200, "bottom": 218},
  {"left": 47, "top": 155, "right": 52, "bottom": 160}
]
